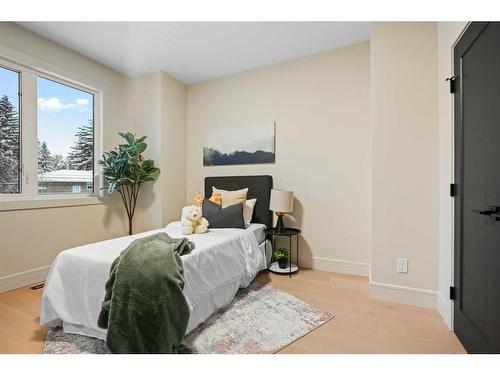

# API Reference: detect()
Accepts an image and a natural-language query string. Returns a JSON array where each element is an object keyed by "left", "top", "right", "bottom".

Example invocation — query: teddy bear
[{"left": 181, "top": 205, "right": 209, "bottom": 235}]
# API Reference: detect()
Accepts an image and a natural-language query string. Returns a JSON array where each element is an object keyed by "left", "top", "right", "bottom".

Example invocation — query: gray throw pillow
[{"left": 202, "top": 199, "right": 245, "bottom": 229}]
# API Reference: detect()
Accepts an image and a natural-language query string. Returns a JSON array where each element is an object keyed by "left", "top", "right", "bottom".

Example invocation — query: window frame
[
  {"left": 0, "top": 54, "right": 103, "bottom": 210},
  {"left": 0, "top": 59, "right": 23, "bottom": 194}
]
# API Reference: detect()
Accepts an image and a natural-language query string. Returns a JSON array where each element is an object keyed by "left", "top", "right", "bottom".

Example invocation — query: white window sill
[{"left": 0, "top": 194, "right": 107, "bottom": 212}]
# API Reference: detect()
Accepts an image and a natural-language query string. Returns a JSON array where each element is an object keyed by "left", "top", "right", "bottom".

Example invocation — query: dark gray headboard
[{"left": 205, "top": 175, "right": 273, "bottom": 228}]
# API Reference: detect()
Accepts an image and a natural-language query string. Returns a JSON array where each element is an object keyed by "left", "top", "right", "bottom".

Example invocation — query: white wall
[
  {"left": 370, "top": 22, "right": 440, "bottom": 308},
  {"left": 0, "top": 23, "right": 186, "bottom": 291},
  {"left": 186, "top": 42, "right": 371, "bottom": 275},
  {"left": 437, "top": 22, "right": 467, "bottom": 328}
]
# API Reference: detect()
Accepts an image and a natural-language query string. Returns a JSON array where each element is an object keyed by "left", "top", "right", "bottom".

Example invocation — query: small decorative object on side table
[{"left": 267, "top": 227, "right": 301, "bottom": 277}]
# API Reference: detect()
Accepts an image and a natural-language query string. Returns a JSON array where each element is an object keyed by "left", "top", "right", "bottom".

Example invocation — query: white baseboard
[
  {"left": 437, "top": 292, "right": 453, "bottom": 330},
  {"left": 369, "top": 281, "right": 437, "bottom": 309},
  {"left": 0, "top": 266, "right": 50, "bottom": 293},
  {"left": 299, "top": 256, "right": 369, "bottom": 277}
]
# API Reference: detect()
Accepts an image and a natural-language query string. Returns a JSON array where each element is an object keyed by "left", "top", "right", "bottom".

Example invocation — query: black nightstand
[{"left": 266, "top": 228, "right": 301, "bottom": 277}]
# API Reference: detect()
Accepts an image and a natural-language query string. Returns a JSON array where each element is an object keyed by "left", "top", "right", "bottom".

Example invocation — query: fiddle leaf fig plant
[{"left": 98, "top": 132, "right": 160, "bottom": 235}]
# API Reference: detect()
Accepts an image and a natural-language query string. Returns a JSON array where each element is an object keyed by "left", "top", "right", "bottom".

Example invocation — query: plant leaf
[{"left": 124, "top": 132, "right": 135, "bottom": 145}]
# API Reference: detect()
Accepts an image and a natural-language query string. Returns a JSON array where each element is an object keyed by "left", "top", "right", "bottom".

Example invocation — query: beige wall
[
  {"left": 370, "top": 23, "right": 439, "bottom": 297},
  {"left": 123, "top": 72, "right": 163, "bottom": 233},
  {"left": 123, "top": 71, "right": 187, "bottom": 231},
  {"left": 161, "top": 72, "right": 187, "bottom": 225},
  {"left": 0, "top": 23, "right": 186, "bottom": 281},
  {"left": 186, "top": 42, "right": 371, "bottom": 270},
  {"left": 437, "top": 22, "right": 467, "bottom": 327}
]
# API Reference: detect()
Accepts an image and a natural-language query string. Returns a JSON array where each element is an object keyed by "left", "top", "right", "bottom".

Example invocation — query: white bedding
[{"left": 40, "top": 221, "right": 268, "bottom": 339}]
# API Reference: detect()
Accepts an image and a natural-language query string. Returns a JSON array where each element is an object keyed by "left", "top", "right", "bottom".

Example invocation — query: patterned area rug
[{"left": 43, "top": 282, "right": 334, "bottom": 354}]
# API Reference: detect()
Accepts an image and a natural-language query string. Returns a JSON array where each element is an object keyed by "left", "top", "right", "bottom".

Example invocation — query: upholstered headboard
[{"left": 204, "top": 175, "right": 273, "bottom": 228}]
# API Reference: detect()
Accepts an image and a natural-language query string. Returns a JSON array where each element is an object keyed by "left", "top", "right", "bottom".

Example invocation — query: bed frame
[{"left": 204, "top": 175, "right": 273, "bottom": 229}]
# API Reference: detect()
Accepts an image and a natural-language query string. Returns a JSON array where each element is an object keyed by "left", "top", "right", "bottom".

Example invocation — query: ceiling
[{"left": 18, "top": 22, "right": 370, "bottom": 84}]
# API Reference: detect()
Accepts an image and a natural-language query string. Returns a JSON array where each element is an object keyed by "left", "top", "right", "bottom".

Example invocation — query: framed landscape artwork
[{"left": 203, "top": 122, "right": 276, "bottom": 166}]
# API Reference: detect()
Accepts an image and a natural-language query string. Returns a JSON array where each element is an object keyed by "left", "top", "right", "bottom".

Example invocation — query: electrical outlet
[{"left": 397, "top": 257, "right": 408, "bottom": 273}]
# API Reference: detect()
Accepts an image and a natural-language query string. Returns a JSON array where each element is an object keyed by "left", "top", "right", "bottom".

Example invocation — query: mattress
[{"left": 40, "top": 221, "right": 268, "bottom": 339}]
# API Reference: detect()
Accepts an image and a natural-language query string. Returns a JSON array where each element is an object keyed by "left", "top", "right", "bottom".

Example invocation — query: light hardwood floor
[{"left": 0, "top": 269, "right": 466, "bottom": 354}]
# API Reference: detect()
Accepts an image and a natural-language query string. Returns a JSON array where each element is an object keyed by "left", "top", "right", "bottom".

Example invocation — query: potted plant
[
  {"left": 275, "top": 247, "right": 289, "bottom": 269},
  {"left": 98, "top": 132, "right": 160, "bottom": 235}
]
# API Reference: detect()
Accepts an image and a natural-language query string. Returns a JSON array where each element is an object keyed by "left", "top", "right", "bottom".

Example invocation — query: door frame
[{"left": 446, "top": 22, "right": 469, "bottom": 332}]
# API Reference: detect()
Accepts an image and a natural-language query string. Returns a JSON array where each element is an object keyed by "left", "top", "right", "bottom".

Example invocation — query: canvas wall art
[{"left": 203, "top": 122, "right": 276, "bottom": 166}]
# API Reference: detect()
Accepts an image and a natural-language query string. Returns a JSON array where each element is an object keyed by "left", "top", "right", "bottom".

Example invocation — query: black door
[{"left": 454, "top": 22, "right": 500, "bottom": 353}]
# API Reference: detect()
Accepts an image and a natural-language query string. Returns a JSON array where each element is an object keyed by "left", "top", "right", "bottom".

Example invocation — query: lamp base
[{"left": 275, "top": 214, "right": 285, "bottom": 233}]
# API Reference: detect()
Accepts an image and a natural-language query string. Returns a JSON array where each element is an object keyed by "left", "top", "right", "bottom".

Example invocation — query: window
[
  {"left": 0, "top": 56, "right": 99, "bottom": 198},
  {"left": 37, "top": 77, "right": 94, "bottom": 195}
]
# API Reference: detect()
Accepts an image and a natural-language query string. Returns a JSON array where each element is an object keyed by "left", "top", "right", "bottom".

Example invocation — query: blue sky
[{"left": 1, "top": 66, "right": 93, "bottom": 157}]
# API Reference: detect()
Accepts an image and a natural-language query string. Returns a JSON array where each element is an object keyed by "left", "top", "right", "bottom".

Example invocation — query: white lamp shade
[{"left": 269, "top": 189, "right": 294, "bottom": 213}]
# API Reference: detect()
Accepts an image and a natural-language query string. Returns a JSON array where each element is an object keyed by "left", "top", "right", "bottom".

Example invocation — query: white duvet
[{"left": 40, "top": 221, "right": 268, "bottom": 339}]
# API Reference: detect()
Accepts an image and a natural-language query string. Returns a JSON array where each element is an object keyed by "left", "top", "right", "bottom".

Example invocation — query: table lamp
[{"left": 269, "top": 189, "right": 294, "bottom": 233}]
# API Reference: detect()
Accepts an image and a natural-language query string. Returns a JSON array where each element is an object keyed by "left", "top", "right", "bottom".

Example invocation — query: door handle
[
  {"left": 473, "top": 209, "right": 496, "bottom": 216},
  {"left": 472, "top": 206, "right": 500, "bottom": 219}
]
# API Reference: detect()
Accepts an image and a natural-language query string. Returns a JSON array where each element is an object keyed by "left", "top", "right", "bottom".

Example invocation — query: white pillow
[{"left": 243, "top": 198, "right": 257, "bottom": 227}]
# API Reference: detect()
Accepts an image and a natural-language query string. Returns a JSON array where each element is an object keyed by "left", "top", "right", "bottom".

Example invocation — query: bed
[{"left": 40, "top": 175, "right": 273, "bottom": 339}]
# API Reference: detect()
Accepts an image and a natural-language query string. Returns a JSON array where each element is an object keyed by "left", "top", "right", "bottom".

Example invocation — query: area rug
[{"left": 43, "top": 282, "right": 334, "bottom": 354}]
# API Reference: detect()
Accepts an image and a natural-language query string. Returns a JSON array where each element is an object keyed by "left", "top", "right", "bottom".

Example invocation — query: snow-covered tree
[
  {"left": 51, "top": 154, "right": 68, "bottom": 170},
  {"left": 67, "top": 121, "right": 93, "bottom": 170},
  {"left": 0, "top": 95, "right": 20, "bottom": 193},
  {"left": 38, "top": 141, "right": 54, "bottom": 173}
]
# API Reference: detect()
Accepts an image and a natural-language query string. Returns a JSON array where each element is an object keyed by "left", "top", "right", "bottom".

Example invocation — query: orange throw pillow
[
  {"left": 210, "top": 192, "right": 222, "bottom": 207},
  {"left": 193, "top": 192, "right": 221, "bottom": 207}
]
